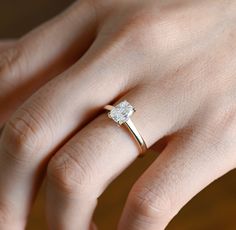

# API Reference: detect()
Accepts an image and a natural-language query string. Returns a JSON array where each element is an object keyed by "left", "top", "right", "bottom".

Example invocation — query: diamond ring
[{"left": 104, "top": 100, "right": 147, "bottom": 157}]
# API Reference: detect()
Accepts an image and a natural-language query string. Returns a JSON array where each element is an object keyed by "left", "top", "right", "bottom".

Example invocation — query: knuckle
[
  {"left": 129, "top": 185, "right": 172, "bottom": 220},
  {"left": 192, "top": 104, "right": 236, "bottom": 168},
  {"left": 119, "top": 8, "right": 180, "bottom": 50},
  {"left": 119, "top": 13, "right": 160, "bottom": 48},
  {"left": 48, "top": 145, "right": 94, "bottom": 195},
  {"left": 205, "top": 106, "right": 236, "bottom": 144},
  {"left": 0, "top": 213, "right": 12, "bottom": 228},
  {"left": 0, "top": 204, "right": 20, "bottom": 228},
  {"left": 0, "top": 208, "right": 9, "bottom": 226},
  {"left": 219, "top": 107, "right": 236, "bottom": 131},
  {"left": 0, "top": 209, "right": 24, "bottom": 229},
  {"left": 2, "top": 107, "right": 46, "bottom": 162},
  {"left": 216, "top": 106, "right": 236, "bottom": 149},
  {"left": 0, "top": 42, "right": 23, "bottom": 80}
]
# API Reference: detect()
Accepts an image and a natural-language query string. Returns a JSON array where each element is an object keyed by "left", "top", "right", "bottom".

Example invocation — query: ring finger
[{"left": 46, "top": 84, "right": 183, "bottom": 230}]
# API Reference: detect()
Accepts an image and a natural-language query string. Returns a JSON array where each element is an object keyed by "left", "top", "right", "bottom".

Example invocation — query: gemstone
[{"left": 109, "top": 101, "right": 135, "bottom": 125}]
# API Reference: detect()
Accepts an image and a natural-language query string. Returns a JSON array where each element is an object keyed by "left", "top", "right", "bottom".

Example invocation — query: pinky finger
[{"left": 118, "top": 127, "right": 236, "bottom": 230}]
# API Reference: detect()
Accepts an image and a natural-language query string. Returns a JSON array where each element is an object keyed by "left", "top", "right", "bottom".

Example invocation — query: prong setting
[
  {"left": 105, "top": 100, "right": 147, "bottom": 156},
  {"left": 108, "top": 101, "right": 135, "bottom": 125}
]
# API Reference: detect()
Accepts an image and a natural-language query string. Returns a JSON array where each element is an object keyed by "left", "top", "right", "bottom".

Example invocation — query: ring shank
[
  {"left": 123, "top": 119, "right": 147, "bottom": 156},
  {"left": 104, "top": 105, "right": 147, "bottom": 157}
]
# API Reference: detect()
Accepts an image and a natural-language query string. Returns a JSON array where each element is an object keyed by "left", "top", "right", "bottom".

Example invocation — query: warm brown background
[{"left": 1, "top": 1, "right": 236, "bottom": 230}]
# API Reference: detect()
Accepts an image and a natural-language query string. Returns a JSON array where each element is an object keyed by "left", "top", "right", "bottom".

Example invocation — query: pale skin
[{"left": 0, "top": 0, "right": 236, "bottom": 229}]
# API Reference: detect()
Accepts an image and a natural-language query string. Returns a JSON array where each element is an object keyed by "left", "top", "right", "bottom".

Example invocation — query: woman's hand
[{"left": 1, "top": 0, "right": 236, "bottom": 229}]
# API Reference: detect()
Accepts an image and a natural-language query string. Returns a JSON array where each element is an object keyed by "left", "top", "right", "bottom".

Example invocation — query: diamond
[{"left": 109, "top": 101, "right": 135, "bottom": 125}]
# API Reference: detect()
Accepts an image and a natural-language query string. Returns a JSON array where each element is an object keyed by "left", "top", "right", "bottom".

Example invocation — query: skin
[{"left": 0, "top": 0, "right": 236, "bottom": 229}]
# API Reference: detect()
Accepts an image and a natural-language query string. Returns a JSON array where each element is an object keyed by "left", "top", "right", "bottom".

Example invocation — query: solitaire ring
[{"left": 104, "top": 100, "right": 147, "bottom": 157}]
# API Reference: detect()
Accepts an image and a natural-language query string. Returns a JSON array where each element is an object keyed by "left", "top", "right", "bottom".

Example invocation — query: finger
[
  {"left": 0, "top": 0, "right": 96, "bottom": 126},
  {"left": 118, "top": 123, "right": 236, "bottom": 230},
  {"left": 45, "top": 85, "right": 182, "bottom": 230},
  {"left": 0, "top": 34, "right": 142, "bottom": 228}
]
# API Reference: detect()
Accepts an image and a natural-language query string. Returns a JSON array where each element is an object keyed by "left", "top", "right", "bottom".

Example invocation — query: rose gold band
[{"left": 105, "top": 104, "right": 147, "bottom": 157}]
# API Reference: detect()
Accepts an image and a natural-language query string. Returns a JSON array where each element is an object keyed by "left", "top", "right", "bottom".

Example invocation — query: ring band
[{"left": 104, "top": 100, "right": 147, "bottom": 157}]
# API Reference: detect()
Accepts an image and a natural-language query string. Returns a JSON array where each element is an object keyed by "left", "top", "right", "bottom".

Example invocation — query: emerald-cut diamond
[{"left": 108, "top": 101, "right": 135, "bottom": 125}]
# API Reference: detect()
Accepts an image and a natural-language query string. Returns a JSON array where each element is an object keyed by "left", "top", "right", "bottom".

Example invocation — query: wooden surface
[{"left": 1, "top": 1, "right": 236, "bottom": 229}]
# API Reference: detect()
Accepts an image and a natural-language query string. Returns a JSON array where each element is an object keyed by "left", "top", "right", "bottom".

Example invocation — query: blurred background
[{"left": 1, "top": 1, "right": 236, "bottom": 229}]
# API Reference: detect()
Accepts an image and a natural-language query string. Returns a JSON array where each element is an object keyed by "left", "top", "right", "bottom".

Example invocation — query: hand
[{"left": 0, "top": 0, "right": 236, "bottom": 229}]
